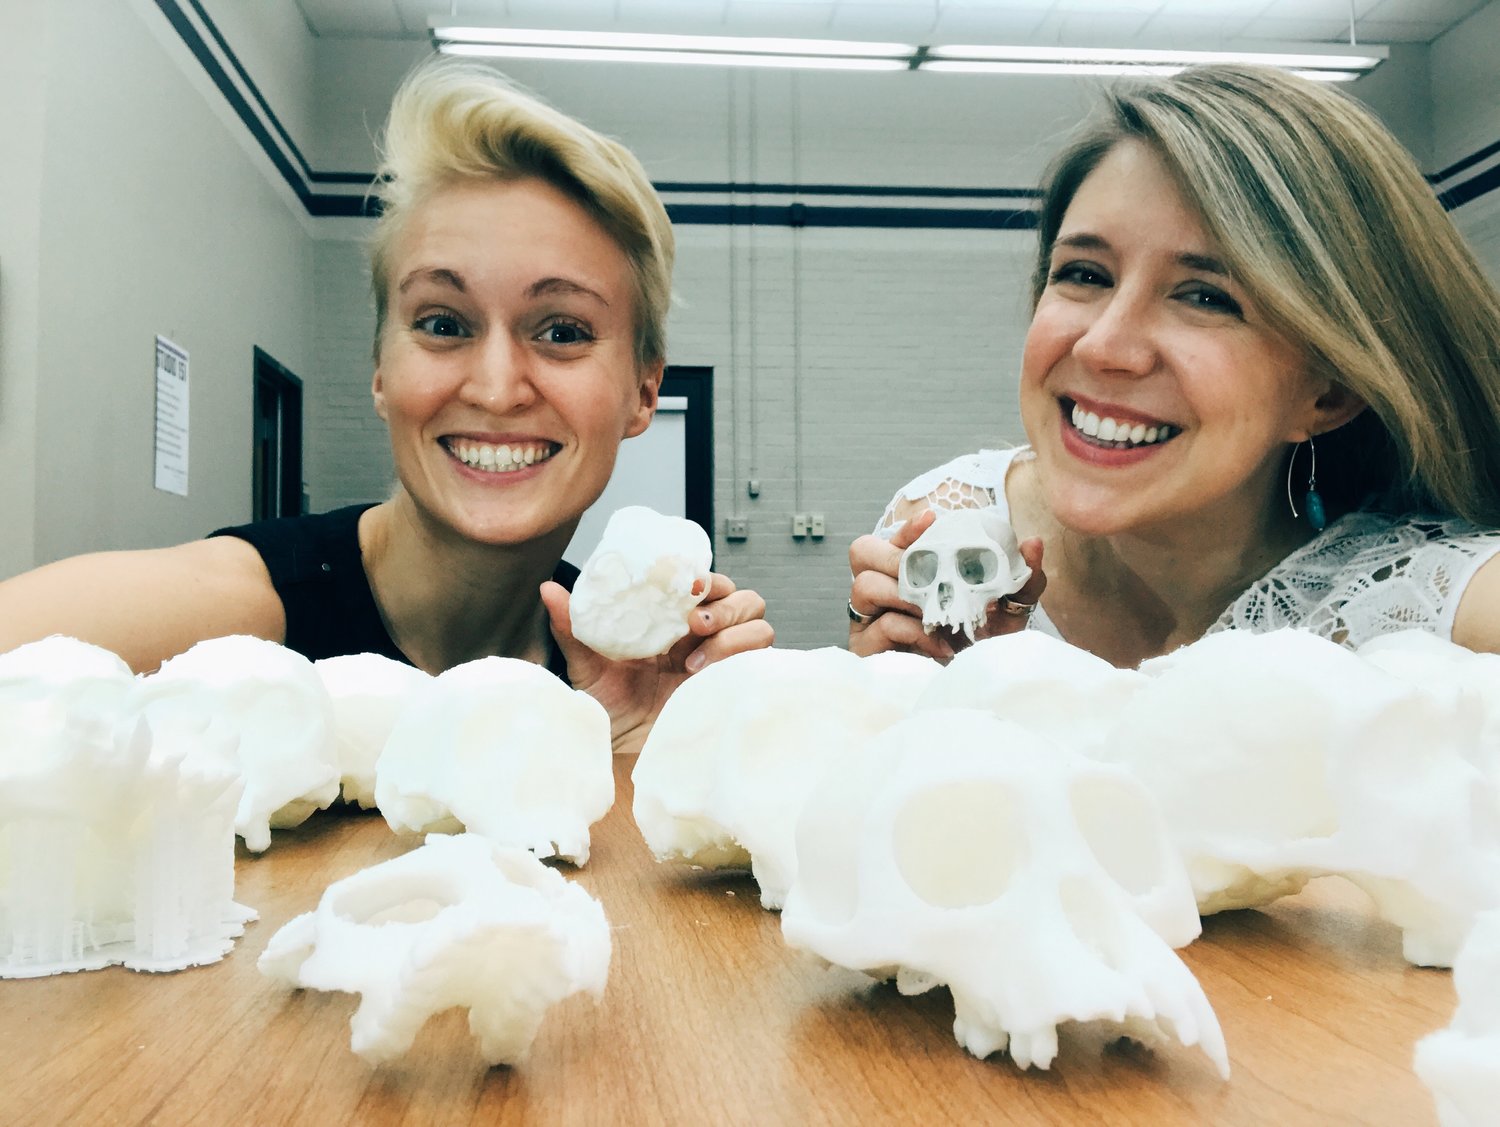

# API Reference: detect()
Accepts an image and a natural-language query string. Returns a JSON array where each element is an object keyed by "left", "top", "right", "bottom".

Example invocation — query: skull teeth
[{"left": 1069, "top": 403, "right": 1178, "bottom": 448}]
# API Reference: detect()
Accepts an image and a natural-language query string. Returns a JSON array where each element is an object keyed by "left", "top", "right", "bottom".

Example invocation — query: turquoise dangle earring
[{"left": 1286, "top": 437, "right": 1327, "bottom": 533}]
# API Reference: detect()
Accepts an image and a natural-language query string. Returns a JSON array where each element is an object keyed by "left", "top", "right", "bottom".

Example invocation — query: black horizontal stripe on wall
[
  {"left": 1439, "top": 162, "right": 1500, "bottom": 211},
  {"left": 667, "top": 203, "right": 1038, "bottom": 229},
  {"left": 657, "top": 182, "right": 1041, "bottom": 200},
  {"left": 1431, "top": 137, "right": 1500, "bottom": 185}
]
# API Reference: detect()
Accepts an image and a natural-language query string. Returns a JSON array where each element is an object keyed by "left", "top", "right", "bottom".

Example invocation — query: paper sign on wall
[{"left": 154, "top": 336, "right": 189, "bottom": 496}]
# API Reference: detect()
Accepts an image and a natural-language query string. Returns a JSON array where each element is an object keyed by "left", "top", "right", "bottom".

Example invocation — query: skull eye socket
[
  {"left": 904, "top": 550, "right": 939, "bottom": 588},
  {"left": 956, "top": 548, "right": 1000, "bottom": 585},
  {"left": 893, "top": 783, "right": 1025, "bottom": 908},
  {"left": 1069, "top": 774, "right": 1168, "bottom": 898}
]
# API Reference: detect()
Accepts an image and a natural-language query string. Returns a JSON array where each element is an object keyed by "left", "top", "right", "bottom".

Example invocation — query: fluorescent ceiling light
[
  {"left": 429, "top": 25, "right": 1386, "bottom": 80},
  {"left": 926, "top": 44, "right": 1385, "bottom": 72},
  {"left": 441, "top": 43, "right": 908, "bottom": 71},
  {"left": 434, "top": 27, "right": 913, "bottom": 57}
]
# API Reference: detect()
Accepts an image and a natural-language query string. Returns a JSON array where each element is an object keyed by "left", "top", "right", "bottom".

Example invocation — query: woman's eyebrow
[
  {"left": 1178, "top": 252, "right": 1229, "bottom": 276},
  {"left": 1054, "top": 234, "right": 1229, "bottom": 277},
  {"left": 398, "top": 267, "right": 465, "bottom": 294},
  {"left": 527, "top": 276, "right": 610, "bottom": 306}
]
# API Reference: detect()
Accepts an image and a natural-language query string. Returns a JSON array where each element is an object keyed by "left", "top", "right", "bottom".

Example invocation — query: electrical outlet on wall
[
  {"left": 725, "top": 518, "right": 749, "bottom": 541},
  {"left": 791, "top": 513, "right": 811, "bottom": 539},
  {"left": 809, "top": 513, "right": 826, "bottom": 539}
]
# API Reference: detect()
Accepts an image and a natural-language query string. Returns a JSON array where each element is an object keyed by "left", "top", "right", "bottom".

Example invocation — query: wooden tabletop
[{"left": 0, "top": 754, "right": 1454, "bottom": 1126}]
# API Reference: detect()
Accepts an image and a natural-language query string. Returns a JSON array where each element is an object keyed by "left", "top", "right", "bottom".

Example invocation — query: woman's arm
[
  {"left": 1452, "top": 553, "right": 1500, "bottom": 654},
  {"left": 0, "top": 537, "right": 286, "bottom": 673}
]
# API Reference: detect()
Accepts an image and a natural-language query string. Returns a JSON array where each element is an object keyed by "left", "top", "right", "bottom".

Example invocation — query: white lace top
[{"left": 876, "top": 447, "right": 1500, "bottom": 648}]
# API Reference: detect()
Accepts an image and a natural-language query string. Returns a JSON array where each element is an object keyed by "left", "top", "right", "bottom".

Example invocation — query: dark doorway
[
  {"left": 252, "top": 348, "right": 304, "bottom": 521},
  {"left": 662, "top": 366, "right": 713, "bottom": 539}
]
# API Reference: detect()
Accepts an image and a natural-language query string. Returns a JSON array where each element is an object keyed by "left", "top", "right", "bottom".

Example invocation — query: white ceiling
[{"left": 294, "top": 0, "right": 1492, "bottom": 46}]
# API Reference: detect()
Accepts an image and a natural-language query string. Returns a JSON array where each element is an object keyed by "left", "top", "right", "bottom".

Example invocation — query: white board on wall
[{"left": 563, "top": 396, "right": 687, "bottom": 568}]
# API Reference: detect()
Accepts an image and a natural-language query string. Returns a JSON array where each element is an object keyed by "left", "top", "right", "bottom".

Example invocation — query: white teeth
[
  {"left": 449, "top": 441, "right": 554, "bottom": 474},
  {"left": 1067, "top": 403, "right": 1177, "bottom": 448}
]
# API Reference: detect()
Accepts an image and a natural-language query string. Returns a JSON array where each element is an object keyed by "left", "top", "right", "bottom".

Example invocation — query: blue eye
[
  {"left": 414, "top": 313, "right": 469, "bottom": 338},
  {"left": 1178, "top": 285, "right": 1243, "bottom": 317},
  {"left": 537, "top": 320, "right": 594, "bottom": 346},
  {"left": 1049, "top": 261, "right": 1112, "bottom": 288}
]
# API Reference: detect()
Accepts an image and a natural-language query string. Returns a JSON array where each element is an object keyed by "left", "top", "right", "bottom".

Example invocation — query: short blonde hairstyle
[
  {"left": 1033, "top": 65, "right": 1500, "bottom": 525},
  {"left": 369, "top": 58, "right": 675, "bottom": 369}
]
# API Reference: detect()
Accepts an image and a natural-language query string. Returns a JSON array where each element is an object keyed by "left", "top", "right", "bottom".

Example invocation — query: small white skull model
[
  {"left": 131, "top": 635, "right": 341, "bottom": 853},
  {"left": 375, "top": 657, "right": 613, "bottom": 865},
  {"left": 259, "top": 833, "right": 610, "bottom": 1066},
  {"left": 569, "top": 506, "right": 713, "bottom": 661},
  {"left": 1414, "top": 910, "right": 1500, "bottom": 1127},
  {"left": 314, "top": 654, "right": 432, "bottom": 809},
  {"left": 898, "top": 508, "right": 1030, "bottom": 642},
  {"left": 916, "top": 631, "right": 1146, "bottom": 753},
  {"left": 1098, "top": 629, "right": 1500, "bottom": 967},
  {"left": 780, "top": 709, "right": 1227, "bottom": 1077},
  {"left": 0, "top": 636, "right": 135, "bottom": 739},
  {"left": 633, "top": 647, "right": 915, "bottom": 909}
]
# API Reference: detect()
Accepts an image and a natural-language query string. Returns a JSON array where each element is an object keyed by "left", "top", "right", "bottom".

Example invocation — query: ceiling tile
[{"left": 1365, "top": 0, "right": 1487, "bottom": 19}]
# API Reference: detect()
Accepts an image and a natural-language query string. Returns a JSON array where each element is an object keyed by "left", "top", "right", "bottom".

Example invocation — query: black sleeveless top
[{"left": 209, "top": 504, "right": 579, "bottom": 683}]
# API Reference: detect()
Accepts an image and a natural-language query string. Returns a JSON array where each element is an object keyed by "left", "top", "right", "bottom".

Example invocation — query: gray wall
[{"left": 1, "top": 0, "right": 316, "bottom": 572}]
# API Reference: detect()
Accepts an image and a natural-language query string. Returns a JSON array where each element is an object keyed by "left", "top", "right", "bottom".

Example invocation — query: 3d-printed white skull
[
  {"left": 916, "top": 631, "right": 1146, "bottom": 751},
  {"left": 1, "top": 699, "right": 251, "bottom": 977},
  {"left": 1098, "top": 629, "right": 1500, "bottom": 967},
  {"left": 314, "top": 654, "right": 431, "bottom": 809},
  {"left": 898, "top": 508, "right": 1030, "bottom": 641},
  {"left": 259, "top": 833, "right": 610, "bottom": 1065},
  {"left": 569, "top": 506, "right": 713, "bottom": 660},
  {"left": 131, "top": 635, "right": 341, "bottom": 853},
  {"left": 1359, "top": 630, "right": 1500, "bottom": 790},
  {"left": 375, "top": 657, "right": 613, "bottom": 865},
  {"left": 0, "top": 635, "right": 135, "bottom": 738},
  {"left": 1414, "top": 909, "right": 1500, "bottom": 1127},
  {"left": 780, "top": 709, "right": 1226, "bottom": 1076},
  {"left": 633, "top": 647, "right": 915, "bottom": 909}
]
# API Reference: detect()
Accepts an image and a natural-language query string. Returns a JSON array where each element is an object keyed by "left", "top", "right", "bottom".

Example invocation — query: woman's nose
[
  {"left": 460, "top": 334, "right": 537, "bottom": 413},
  {"left": 1072, "top": 293, "right": 1157, "bottom": 378}
]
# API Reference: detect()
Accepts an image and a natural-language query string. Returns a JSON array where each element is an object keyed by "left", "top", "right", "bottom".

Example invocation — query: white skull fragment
[
  {"left": 916, "top": 631, "right": 1146, "bottom": 752},
  {"left": 780, "top": 710, "right": 1226, "bottom": 1076},
  {"left": 1, "top": 681, "right": 251, "bottom": 977},
  {"left": 131, "top": 635, "right": 341, "bottom": 853},
  {"left": 0, "top": 635, "right": 135, "bottom": 741},
  {"left": 258, "top": 833, "right": 610, "bottom": 1065},
  {"left": 1098, "top": 629, "right": 1500, "bottom": 967},
  {"left": 314, "top": 654, "right": 432, "bottom": 809},
  {"left": 375, "top": 657, "right": 613, "bottom": 865},
  {"left": 569, "top": 506, "right": 713, "bottom": 660},
  {"left": 898, "top": 508, "right": 1030, "bottom": 642},
  {"left": 1414, "top": 910, "right": 1500, "bottom": 1127},
  {"left": 633, "top": 647, "right": 915, "bottom": 909}
]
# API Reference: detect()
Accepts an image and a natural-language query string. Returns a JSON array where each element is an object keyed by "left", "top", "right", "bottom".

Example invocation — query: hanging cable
[
  {"left": 790, "top": 69, "right": 804, "bottom": 513},
  {"left": 747, "top": 70, "right": 759, "bottom": 489},
  {"left": 726, "top": 70, "right": 741, "bottom": 516}
]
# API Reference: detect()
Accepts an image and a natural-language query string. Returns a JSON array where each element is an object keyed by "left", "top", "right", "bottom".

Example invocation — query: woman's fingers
[{"left": 978, "top": 537, "right": 1048, "bottom": 639}]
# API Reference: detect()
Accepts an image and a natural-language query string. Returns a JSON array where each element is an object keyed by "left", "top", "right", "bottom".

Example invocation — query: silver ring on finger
[
  {"left": 998, "top": 596, "right": 1036, "bottom": 618},
  {"left": 847, "top": 599, "right": 880, "bottom": 627}
]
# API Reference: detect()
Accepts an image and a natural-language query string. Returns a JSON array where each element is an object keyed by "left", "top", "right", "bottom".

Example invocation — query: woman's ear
[
  {"left": 1301, "top": 381, "right": 1366, "bottom": 441},
  {"left": 372, "top": 368, "right": 389, "bottom": 422},
  {"left": 624, "top": 360, "right": 664, "bottom": 439}
]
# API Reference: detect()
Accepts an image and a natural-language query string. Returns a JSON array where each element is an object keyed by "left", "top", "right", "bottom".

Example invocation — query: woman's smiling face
[
  {"left": 373, "top": 176, "right": 658, "bottom": 547},
  {"left": 1021, "top": 140, "right": 1327, "bottom": 540}
]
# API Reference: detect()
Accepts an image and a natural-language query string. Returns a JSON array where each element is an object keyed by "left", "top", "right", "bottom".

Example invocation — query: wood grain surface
[{"left": 0, "top": 755, "right": 1454, "bottom": 1126}]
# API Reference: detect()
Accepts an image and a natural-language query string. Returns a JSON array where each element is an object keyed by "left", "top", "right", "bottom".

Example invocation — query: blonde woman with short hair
[
  {"left": 849, "top": 65, "right": 1500, "bottom": 667},
  {"left": 0, "top": 59, "right": 772, "bottom": 751}
]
